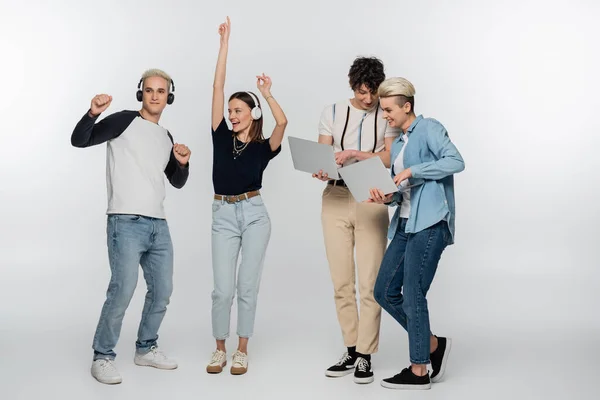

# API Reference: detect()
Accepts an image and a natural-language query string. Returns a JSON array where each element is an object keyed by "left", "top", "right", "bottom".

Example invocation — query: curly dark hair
[{"left": 348, "top": 56, "right": 385, "bottom": 93}]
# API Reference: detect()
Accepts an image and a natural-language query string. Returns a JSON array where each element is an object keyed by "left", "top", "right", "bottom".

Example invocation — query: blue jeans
[
  {"left": 374, "top": 218, "right": 450, "bottom": 364},
  {"left": 211, "top": 195, "right": 271, "bottom": 339},
  {"left": 92, "top": 214, "right": 174, "bottom": 360}
]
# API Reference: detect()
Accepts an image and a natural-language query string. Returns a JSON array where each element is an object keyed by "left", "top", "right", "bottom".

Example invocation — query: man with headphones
[{"left": 70, "top": 68, "right": 191, "bottom": 385}]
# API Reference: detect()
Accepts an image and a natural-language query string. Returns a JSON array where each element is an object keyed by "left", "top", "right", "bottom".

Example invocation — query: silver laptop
[
  {"left": 338, "top": 156, "right": 399, "bottom": 202},
  {"left": 288, "top": 136, "right": 340, "bottom": 179}
]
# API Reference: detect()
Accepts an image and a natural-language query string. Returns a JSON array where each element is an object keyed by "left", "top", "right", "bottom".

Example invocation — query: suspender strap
[
  {"left": 340, "top": 106, "right": 351, "bottom": 151},
  {"left": 373, "top": 103, "right": 379, "bottom": 153},
  {"left": 339, "top": 102, "right": 380, "bottom": 153}
]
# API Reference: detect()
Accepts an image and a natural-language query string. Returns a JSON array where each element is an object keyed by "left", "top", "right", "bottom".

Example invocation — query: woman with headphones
[{"left": 206, "top": 16, "right": 288, "bottom": 376}]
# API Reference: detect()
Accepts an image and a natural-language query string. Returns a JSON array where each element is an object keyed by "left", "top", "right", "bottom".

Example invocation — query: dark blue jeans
[{"left": 374, "top": 218, "right": 450, "bottom": 364}]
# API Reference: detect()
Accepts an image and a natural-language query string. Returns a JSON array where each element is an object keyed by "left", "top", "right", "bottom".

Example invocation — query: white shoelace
[
  {"left": 211, "top": 350, "right": 225, "bottom": 364},
  {"left": 356, "top": 357, "right": 369, "bottom": 372},
  {"left": 232, "top": 351, "right": 247, "bottom": 366},
  {"left": 148, "top": 345, "right": 167, "bottom": 361},
  {"left": 98, "top": 359, "right": 117, "bottom": 373},
  {"left": 336, "top": 352, "right": 352, "bottom": 366}
]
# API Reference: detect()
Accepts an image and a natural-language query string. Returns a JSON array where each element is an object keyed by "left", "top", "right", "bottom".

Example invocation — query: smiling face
[
  {"left": 141, "top": 76, "right": 169, "bottom": 117},
  {"left": 353, "top": 84, "right": 378, "bottom": 110},
  {"left": 228, "top": 98, "right": 253, "bottom": 133},
  {"left": 347, "top": 56, "right": 386, "bottom": 111},
  {"left": 380, "top": 96, "right": 413, "bottom": 131}
]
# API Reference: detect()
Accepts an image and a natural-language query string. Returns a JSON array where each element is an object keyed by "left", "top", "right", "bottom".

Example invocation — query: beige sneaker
[
  {"left": 206, "top": 350, "right": 227, "bottom": 374},
  {"left": 230, "top": 350, "right": 248, "bottom": 375}
]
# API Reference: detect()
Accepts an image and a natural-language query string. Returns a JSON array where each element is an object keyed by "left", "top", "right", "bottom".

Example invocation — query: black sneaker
[
  {"left": 430, "top": 336, "right": 452, "bottom": 383},
  {"left": 353, "top": 356, "right": 374, "bottom": 384},
  {"left": 325, "top": 351, "right": 356, "bottom": 377},
  {"left": 381, "top": 366, "right": 431, "bottom": 390}
]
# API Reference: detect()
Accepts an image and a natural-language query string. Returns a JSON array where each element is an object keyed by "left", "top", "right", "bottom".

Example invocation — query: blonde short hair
[
  {"left": 378, "top": 77, "right": 416, "bottom": 98},
  {"left": 141, "top": 68, "right": 172, "bottom": 92},
  {"left": 378, "top": 77, "right": 416, "bottom": 112}
]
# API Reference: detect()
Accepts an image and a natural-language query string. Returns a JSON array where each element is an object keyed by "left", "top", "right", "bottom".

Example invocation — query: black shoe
[
  {"left": 430, "top": 336, "right": 452, "bottom": 383},
  {"left": 353, "top": 356, "right": 374, "bottom": 384},
  {"left": 381, "top": 366, "right": 431, "bottom": 390},
  {"left": 325, "top": 351, "right": 356, "bottom": 377}
]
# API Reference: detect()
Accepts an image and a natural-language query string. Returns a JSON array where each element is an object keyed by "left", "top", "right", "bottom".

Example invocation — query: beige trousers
[{"left": 321, "top": 184, "right": 389, "bottom": 354}]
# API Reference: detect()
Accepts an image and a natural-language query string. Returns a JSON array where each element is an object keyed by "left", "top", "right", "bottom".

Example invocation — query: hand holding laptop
[
  {"left": 312, "top": 170, "right": 330, "bottom": 181},
  {"left": 287, "top": 136, "right": 418, "bottom": 201},
  {"left": 288, "top": 136, "right": 341, "bottom": 180},
  {"left": 366, "top": 166, "right": 416, "bottom": 203},
  {"left": 366, "top": 188, "right": 394, "bottom": 204},
  {"left": 334, "top": 150, "right": 356, "bottom": 166},
  {"left": 337, "top": 157, "right": 399, "bottom": 203},
  {"left": 393, "top": 168, "right": 412, "bottom": 187}
]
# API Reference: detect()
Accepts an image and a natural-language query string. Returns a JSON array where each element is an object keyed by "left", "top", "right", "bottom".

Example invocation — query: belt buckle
[{"left": 225, "top": 195, "right": 237, "bottom": 204}]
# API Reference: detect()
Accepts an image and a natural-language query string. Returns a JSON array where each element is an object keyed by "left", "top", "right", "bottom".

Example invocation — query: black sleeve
[
  {"left": 71, "top": 110, "right": 136, "bottom": 147},
  {"left": 212, "top": 117, "right": 230, "bottom": 136},
  {"left": 164, "top": 131, "right": 189, "bottom": 189},
  {"left": 262, "top": 136, "right": 282, "bottom": 161}
]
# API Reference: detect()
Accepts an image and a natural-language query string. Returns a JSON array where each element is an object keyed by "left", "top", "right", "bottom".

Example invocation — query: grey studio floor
[{"left": 2, "top": 239, "right": 599, "bottom": 400}]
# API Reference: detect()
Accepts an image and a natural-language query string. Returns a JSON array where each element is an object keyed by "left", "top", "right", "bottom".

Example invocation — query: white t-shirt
[
  {"left": 318, "top": 99, "right": 400, "bottom": 166},
  {"left": 393, "top": 133, "right": 411, "bottom": 218}
]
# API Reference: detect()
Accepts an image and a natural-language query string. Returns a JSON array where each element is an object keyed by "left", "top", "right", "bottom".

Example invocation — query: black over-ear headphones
[{"left": 136, "top": 77, "right": 175, "bottom": 105}]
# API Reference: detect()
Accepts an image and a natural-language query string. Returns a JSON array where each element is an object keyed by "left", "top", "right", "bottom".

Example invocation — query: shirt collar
[
  {"left": 406, "top": 114, "right": 423, "bottom": 134},
  {"left": 395, "top": 115, "right": 423, "bottom": 143}
]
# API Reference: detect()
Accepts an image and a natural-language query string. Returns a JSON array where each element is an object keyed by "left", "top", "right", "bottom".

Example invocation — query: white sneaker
[
  {"left": 206, "top": 349, "right": 227, "bottom": 374},
  {"left": 230, "top": 350, "right": 248, "bottom": 375},
  {"left": 91, "top": 359, "right": 122, "bottom": 384},
  {"left": 134, "top": 345, "right": 178, "bottom": 370}
]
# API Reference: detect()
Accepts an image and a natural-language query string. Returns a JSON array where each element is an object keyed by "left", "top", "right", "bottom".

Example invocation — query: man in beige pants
[{"left": 313, "top": 56, "right": 400, "bottom": 384}]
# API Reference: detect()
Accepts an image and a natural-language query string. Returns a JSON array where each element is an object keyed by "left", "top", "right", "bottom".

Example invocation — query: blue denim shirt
[{"left": 387, "top": 115, "right": 465, "bottom": 244}]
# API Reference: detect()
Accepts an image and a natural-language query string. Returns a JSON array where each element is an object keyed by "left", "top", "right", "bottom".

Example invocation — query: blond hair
[
  {"left": 378, "top": 77, "right": 416, "bottom": 98},
  {"left": 378, "top": 77, "right": 416, "bottom": 112},
  {"left": 141, "top": 68, "right": 172, "bottom": 92}
]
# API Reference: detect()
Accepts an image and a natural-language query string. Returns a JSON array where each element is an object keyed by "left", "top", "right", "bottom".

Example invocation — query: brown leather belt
[{"left": 214, "top": 190, "right": 260, "bottom": 204}]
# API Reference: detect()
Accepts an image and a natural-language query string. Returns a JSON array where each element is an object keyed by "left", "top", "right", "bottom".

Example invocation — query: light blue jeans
[
  {"left": 211, "top": 195, "right": 271, "bottom": 339},
  {"left": 92, "top": 214, "right": 174, "bottom": 360}
]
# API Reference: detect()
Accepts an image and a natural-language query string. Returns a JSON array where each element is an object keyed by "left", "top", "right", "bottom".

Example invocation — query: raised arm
[
  {"left": 71, "top": 95, "right": 134, "bottom": 147},
  {"left": 212, "top": 16, "right": 230, "bottom": 131},
  {"left": 255, "top": 73, "right": 288, "bottom": 151}
]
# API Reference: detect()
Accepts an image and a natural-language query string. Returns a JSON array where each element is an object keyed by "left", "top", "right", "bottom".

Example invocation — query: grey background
[{"left": 1, "top": 0, "right": 599, "bottom": 398}]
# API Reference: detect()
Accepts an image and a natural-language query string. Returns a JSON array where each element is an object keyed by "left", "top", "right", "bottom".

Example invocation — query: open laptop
[
  {"left": 288, "top": 136, "right": 340, "bottom": 179},
  {"left": 338, "top": 156, "right": 399, "bottom": 202}
]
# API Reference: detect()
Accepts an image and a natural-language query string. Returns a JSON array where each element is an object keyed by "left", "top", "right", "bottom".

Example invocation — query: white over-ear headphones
[{"left": 246, "top": 91, "right": 262, "bottom": 120}]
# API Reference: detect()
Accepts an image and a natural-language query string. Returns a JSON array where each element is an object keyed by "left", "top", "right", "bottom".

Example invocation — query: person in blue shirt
[{"left": 367, "top": 77, "right": 465, "bottom": 390}]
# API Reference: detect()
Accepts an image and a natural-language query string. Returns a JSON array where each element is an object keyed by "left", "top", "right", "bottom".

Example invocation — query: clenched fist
[
  {"left": 173, "top": 143, "right": 191, "bottom": 165},
  {"left": 90, "top": 94, "right": 112, "bottom": 117}
]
